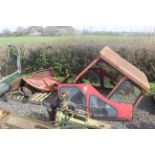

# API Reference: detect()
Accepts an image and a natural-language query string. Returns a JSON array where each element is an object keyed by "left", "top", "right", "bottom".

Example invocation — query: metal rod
[{"left": 107, "top": 76, "right": 127, "bottom": 99}]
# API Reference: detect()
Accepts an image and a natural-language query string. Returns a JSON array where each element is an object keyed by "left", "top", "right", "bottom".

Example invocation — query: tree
[
  {"left": 26, "top": 26, "right": 44, "bottom": 35},
  {"left": 43, "top": 26, "right": 76, "bottom": 36},
  {"left": 1, "top": 28, "right": 12, "bottom": 37},
  {"left": 15, "top": 26, "right": 27, "bottom": 36},
  {"left": 43, "top": 26, "right": 57, "bottom": 36}
]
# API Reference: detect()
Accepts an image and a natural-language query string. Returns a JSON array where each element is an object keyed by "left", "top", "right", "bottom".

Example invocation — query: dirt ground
[
  {"left": 109, "top": 95, "right": 155, "bottom": 129},
  {"left": 0, "top": 100, "right": 50, "bottom": 121},
  {"left": 0, "top": 95, "right": 155, "bottom": 129}
]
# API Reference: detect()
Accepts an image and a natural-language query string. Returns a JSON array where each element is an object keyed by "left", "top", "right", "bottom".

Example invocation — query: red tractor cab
[{"left": 58, "top": 46, "right": 150, "bottom": 121}]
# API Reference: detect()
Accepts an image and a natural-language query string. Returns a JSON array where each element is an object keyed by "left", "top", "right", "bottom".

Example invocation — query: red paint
[
  {"left": 58, "top": 83, "right": 133, "bottom": 121},
  {"left": 23, "top": 69, "right": 68, "bottom": 92}
]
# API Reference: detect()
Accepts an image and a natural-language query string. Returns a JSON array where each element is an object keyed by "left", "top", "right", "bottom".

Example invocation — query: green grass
[
  {"left": 150, "top": 82, "right": 155, "bottom": 92},
  {"left": 0, "top": 36, "right": 71, "bottom": 46},
  {"left": 0, "top": 35, "right": 155, "bottom": 47}
]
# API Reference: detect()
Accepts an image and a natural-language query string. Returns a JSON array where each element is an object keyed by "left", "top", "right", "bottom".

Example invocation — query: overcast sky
[
  {"left": 0, "top": 26, "right": 154, "bottom": 33},
  {"left": 0, "top": 0, "right": 155, "bottom": 33}
]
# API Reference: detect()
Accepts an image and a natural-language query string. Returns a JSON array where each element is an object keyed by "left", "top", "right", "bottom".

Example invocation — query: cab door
[
  {"left": 85, "top": 84, "right": 133, "bottom": 121},
  {"left": 87, "top": 79, "right": 143, "bottom": 121}
]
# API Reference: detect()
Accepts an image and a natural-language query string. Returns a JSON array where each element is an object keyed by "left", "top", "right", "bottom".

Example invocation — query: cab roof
[{"left": 100, "top": 46, "right": 150, "bottom": 91}]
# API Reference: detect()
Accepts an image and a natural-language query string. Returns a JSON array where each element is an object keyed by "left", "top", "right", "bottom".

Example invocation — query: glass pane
[
  {"left": 97, "top": 61, "right": 122, "bottom": 82},
  {"left": 90, "top": 95, "right": 116, "bottom": 118},
  {"left": 110, "top": 80, "right": 141, "bottom": 104},
  {"left": 60, "top": 86, "right": 86, "bottom": 110},
  {"left": 80, "top": 69, "right": 100, "bottom": 86},
  {"left": 103, "top": 76, "right": 114, "bottom": 89}
]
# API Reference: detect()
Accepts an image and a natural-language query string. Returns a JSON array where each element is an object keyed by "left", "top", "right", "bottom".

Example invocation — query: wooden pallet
[
  {"left": 6, "top": 91, "right": 51, "bottom": 105},
  {"left": 28, "top": 92, "right": 51, "bottom": 104}
]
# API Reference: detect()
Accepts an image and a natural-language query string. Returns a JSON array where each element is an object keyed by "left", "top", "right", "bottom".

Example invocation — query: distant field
[{"left": 0, "top": 35, "right": 155, "bottom": 47}]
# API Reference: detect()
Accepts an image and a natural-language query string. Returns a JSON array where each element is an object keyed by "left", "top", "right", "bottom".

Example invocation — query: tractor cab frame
[{"left": 58, "top": 47, "right": 150, "bottom": 121}]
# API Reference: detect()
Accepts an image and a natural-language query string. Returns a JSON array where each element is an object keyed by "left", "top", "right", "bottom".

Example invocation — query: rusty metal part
[
  {"left": 134, "top": 93, "right": 145, "bottom": 108},
  {"left": 73, "top": 46, "right": 150, "bottom": 92},
  {"left": 22, "top": 69, "right": 56, "bottom": 92},
  {"left": 107, "top": 76, "right": 127, "bottom": 99},
  {"left": 100, "top": 46, "right": 150, "bottom": 91},
  {"left": 55, "top": 108, "right": 111, "bottom": 129},
  {"left": 53, "top": 93, "right": 112, "bottom": 129},
  {"left": 73, "top": 57, "right": 100, "bottom": 83},
  {"left": 22, "top": 69, "right": 69, "bottom": 92}
]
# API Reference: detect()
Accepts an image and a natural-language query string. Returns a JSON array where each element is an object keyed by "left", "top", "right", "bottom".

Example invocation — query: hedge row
[{"left": 20, "top": 39, "right": 155, "bottom": 81}]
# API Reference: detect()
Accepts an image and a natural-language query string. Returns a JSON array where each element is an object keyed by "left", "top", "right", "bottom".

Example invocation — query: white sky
[
  {"left": 0, "top": 0, "right": 155, "bottom": 27},
  {"left": 0, "top": 0, "right": 155, "bottom": 32}
]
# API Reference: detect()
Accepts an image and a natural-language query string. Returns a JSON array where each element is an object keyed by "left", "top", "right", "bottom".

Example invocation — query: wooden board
[
  {"left": 0, "top": 109, "right": 11, "bottom": 121},
  {"left": 1, "top": 114, "right": 54, "bottom": 129}
]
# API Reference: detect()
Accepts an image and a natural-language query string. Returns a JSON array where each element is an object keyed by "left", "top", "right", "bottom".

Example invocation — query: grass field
[{"left": 0, "top": 35, "right": 155, "bottom": 47}]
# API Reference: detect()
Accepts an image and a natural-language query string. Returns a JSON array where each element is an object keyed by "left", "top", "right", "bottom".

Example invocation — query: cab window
[
  {"left": 90, "top": 95, "right": 117, "bottom": 119},
  {"left": 109, "top": 80, "right": 141, "bottom": 104},
  {"left": 60, "top": 86, "right": 86, "bottom": 110},
  {"left": 80, "top": 69, "right": 100, "bottom": 86}
]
